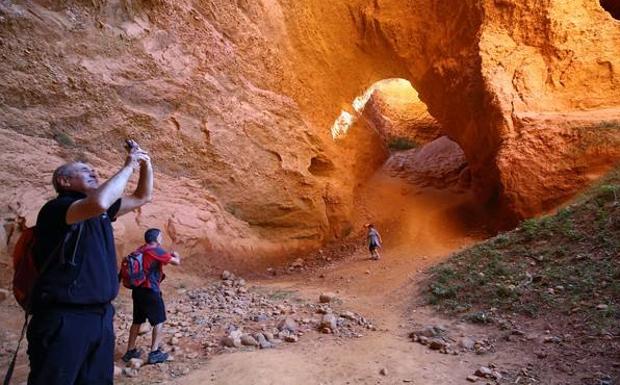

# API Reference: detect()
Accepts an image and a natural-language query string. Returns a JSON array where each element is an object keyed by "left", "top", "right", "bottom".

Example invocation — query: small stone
[
  {"left": 241, "top": 334, "right": 259, "bottom": 347},
  {"left": 129, "top": 358, "right": 143, "bottom": 369},
  {"left": 466, "top": 375, "right": 478, "bottom": 382},
  {"left": 319, "top": 292, "right": 337, "bottom": 303},
  {"left": 543, "top": 336, "right": 561, "bottom": 344},
  {"left": 320, "top": 314, "right": 337, "bottom": 331},
  {"left": 413, "top": 326, "right": 442, "bottom": 338},
  {"left": 340, "top": 311, "right": 356, "bottom": 320},
  {"left": 429, "top": 339, "right": 447, "bottom": 350},
  {"left": 596, "top": 304, "right": 609, "bottom": 311},
  {"left": 284, "top": 334, "right": 298, "bottom": 343},
  {"left": 229, "top": 329, "right": 243, "bottom": 340},
  {"left": 379, "top": 368, "right": 388, "bottom": 376},
  {"left": 475, "top": 366, "right": 493, "bottom": 378},
  {"left": 170, "top": 337, "right": 180, "bottom": 345},
  {"left": 291, "top": 258, "right": 304, "bottom": 268},
  {"left": 458, "top": 337, "right": 475, "bottom": 350},
  {"left": 221, "top": 336, "right": 241, "bottom": 348},
  {"left": 122, "top": 367, "right": 139, "bottom": 378},
  {"left": 255, "top": 333, "right": 272, "bottom": 349},
  {"left": 221, "top": 270, "right": 233, "bottom": 280},
  {"left": 277, "top": 317, "right": 299, "bottom": 333}
]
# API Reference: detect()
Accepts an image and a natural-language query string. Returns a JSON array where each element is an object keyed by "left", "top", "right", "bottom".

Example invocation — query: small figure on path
[{"left": 365, "top": 223, "right": 383, "bottom": 260}]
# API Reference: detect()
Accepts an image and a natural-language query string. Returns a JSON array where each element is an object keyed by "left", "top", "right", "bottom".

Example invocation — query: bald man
[{"left": 27, "top": 140, "right": 153, "bottom": 385}]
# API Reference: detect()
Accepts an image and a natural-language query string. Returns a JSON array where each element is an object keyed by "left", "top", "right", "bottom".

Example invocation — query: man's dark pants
[{"left": 27, "top": 304, "right": 114, "bottom": 385}]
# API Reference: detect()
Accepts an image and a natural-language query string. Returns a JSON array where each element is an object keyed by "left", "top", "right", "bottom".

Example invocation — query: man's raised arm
[{"left": 116, "top": 153, "right": 153, "bottom": 217}]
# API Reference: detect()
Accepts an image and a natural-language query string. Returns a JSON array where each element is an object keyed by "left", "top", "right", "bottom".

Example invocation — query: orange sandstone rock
[{"left": 0, "top": 0, "right": 619, "bottom": 263}]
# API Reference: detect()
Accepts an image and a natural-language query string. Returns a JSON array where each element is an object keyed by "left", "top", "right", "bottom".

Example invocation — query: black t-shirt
[{"left": 34, "top": 191, "right": 121, "bottom": 307}]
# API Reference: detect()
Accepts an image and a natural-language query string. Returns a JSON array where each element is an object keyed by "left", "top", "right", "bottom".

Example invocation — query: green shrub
[{"left": 388, "top": 137, "right": 418, "bottom": 151}]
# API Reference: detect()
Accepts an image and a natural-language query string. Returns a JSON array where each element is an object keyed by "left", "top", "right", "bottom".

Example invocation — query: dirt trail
[{"left": 174, "top": 170, "right": 508, "bottom": 385}]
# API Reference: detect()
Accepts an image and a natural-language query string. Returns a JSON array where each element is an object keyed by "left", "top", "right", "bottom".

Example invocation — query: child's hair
[
  {"left": 144, "top": 228, "right": 161, "bottom": 243},
  {"left": 367, "top": 223, "right": 375, "bottom": 229}
]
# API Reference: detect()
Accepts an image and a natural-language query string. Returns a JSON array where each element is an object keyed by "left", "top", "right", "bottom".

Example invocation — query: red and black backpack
[{"left": 119, "top": 249, "right": 147, "bottom": 289}]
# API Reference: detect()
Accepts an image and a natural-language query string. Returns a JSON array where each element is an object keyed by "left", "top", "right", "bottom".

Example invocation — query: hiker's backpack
[
  {"left": 11, "top": 224, "right": 83, "bottom": 312},
  {"left": 6, "top": 224, "right": 82, "bottom": 385},
  {"left": 11, "top": 227, "right": 37, "bottom": 311},
  {"left": 119, "top": 250, "right": 146, "bottom": 289}
]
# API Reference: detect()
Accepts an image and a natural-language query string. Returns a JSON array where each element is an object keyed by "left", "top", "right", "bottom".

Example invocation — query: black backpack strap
[
  {"left": 3, "top": 313, "right": 28, "bottom": 385},
  {"left": 58, "top": 223, "right": 83, "bottom": 266}
]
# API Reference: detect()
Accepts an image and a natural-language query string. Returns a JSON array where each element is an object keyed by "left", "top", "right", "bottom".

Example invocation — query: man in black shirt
[{"left": 28, "top": 140, "right": 153, "bottom": 385}]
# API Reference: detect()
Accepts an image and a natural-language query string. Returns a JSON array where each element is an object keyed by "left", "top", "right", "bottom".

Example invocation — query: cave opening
[
  {"left": 332, "top": 79, "right": 492, "bottom": 256},
  {"left": 600, "top": 0, "right": 620, "bottom": 20}
]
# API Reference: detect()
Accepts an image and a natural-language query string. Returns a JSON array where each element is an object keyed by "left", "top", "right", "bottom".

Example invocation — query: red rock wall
[{"left": 1, "top": 0, "right": 619, "bottom": 263}]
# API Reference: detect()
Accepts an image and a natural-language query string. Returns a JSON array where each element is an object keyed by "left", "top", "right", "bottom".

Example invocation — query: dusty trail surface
[{"left": 173, "top": 171, "right": 508, "bottom": 385}]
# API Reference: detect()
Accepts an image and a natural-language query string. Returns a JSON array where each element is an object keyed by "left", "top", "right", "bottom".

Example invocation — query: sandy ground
[{"left": 170, "top": 172, "right": 515, "bottom": 385}]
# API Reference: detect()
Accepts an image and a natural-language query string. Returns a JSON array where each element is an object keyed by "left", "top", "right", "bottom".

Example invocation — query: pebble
[
  {"left": 221, "top": 336, "right": 241, "bottom": 348},
  {"left": 277, "top": 317, "right": 299, "bottom": 333},
  {"left": 255, "top": 333, "right": 273, "bottom": 349},
  {"left": 319, "top": 292, "right": 337, "bottom": 303},
  {"left": 129, "top": 358, "right": 144, "bottom": 369},
  {"left": 221, "top": 270, "right": 233, "bottom": 280},
  {"left": 379, "top": 368, "right": 388, "bottom": 376},
  {"left": 122, "top": 367, "right": 139, "bottom": 378},
  {"left": 475, "top": 366, "right": 493, "bottom": 378},
  {"left": 284, "top": 334, "right": 299, "bottom": 343},
  {"left": 320, "top": 314, "right": 338, "bottom": 331}
]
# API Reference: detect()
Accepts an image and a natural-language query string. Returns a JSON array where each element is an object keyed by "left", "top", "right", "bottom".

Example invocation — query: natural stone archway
[
  {"left": 0, "top": 0, "right": 619, "bottom": 263},
  {"left": 361, "top": 79, "right": 442, "bottom": 149}
]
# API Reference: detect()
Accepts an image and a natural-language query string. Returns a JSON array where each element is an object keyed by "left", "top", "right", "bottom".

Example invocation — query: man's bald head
[{"left": 52, "top": 162, "right": 98, "bottom": 193}]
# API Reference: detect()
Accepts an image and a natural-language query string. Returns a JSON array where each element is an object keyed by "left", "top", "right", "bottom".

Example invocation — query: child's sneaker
[
  {"left": 148, "top": 349, "right": 169, "bottom": 364},
  {"left": 122, "top": 348, "right": 143, "bottom": 363}
]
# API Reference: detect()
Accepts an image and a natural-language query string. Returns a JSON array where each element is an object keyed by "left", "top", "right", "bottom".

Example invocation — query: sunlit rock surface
[{"left": 1, "top": 0, "right": 619, "bottom": 262}]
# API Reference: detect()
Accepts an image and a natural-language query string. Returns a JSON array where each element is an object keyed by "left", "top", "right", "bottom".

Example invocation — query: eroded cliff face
[{"left": 1, "top": 0, "right": 619, "bottom": 263}]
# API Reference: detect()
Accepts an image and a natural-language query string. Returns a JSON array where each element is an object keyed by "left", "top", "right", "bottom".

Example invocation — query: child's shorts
[{"left": 132, "top": 287, "right": 166, "bottom": 326}]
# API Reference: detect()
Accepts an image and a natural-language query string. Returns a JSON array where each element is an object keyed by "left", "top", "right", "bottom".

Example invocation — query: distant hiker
[
  {"left": 27, "top": 140, "right": 152, "bottom": 385},
  {"left": 365, "top": 223, "right": 383, "bottom": 260},
  {"left": 122, "top": 228, "right": 181, "bottom": 365}
]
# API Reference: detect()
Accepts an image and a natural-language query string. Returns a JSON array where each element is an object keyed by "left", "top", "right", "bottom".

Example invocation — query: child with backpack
[
  {"left": 120, "top": 228, "right": 180, "bottom": 364},
  {"left": 365, "top": 223, "right": 383, "bottom": 260}
]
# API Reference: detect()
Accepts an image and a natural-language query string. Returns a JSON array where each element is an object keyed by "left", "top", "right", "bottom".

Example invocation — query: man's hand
[
  {"left": 170, "top": 251, "right": 181, "bottom": 266},
  {"left": 124, "top": 140, "right": 151, "bottom": 170}
]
